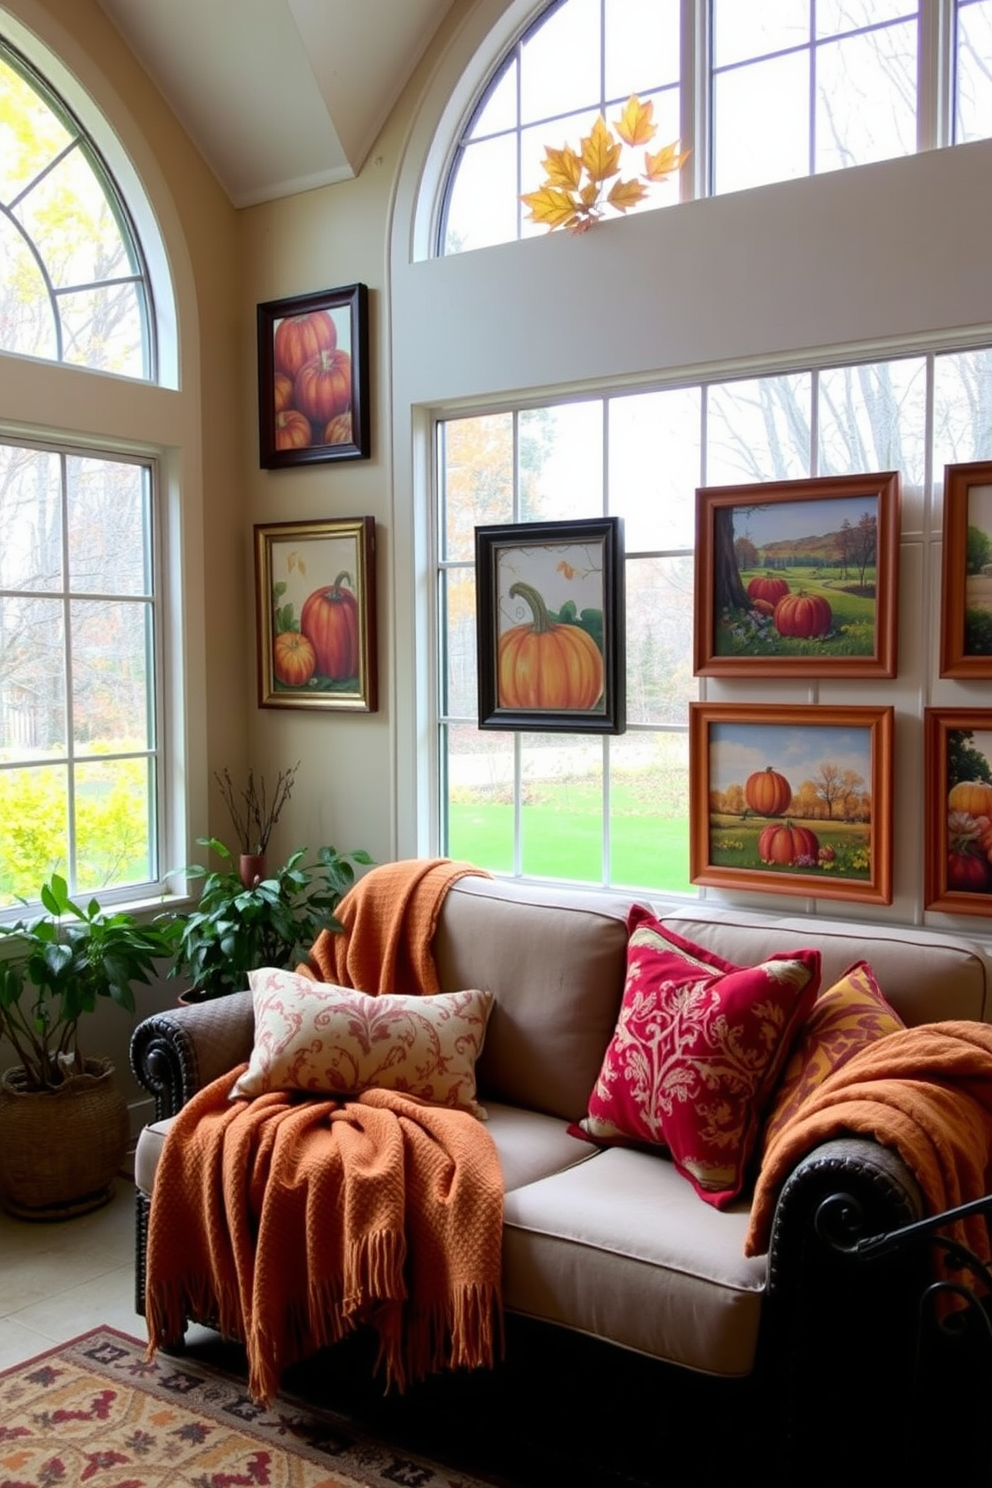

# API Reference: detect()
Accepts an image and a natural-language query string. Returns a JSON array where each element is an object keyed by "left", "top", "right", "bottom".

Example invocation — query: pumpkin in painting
[
  {"left": 746, "top": 574, "right": 790, "bottom": 607},
  {"left": 948, "top": 780, "right": 992, "bottom": 819},
  {"left": 273, "top": 630, "right": 316, "bottom": 687},
  {"left": 274, "top": 309, "right": 337, "bottom": 379},
  {"left": 758, "top": 821, "right": 820, "bottom": 867},
  {"left": 751, "top": 597, "right": 776, "bottom": 617},
  {"left": 300, "top": 572, "right": 359, "bottom": 682},
  {"left": 773, "top": 591, "right": 833, "bottom": 639},
  {"left": 274, "top": 371, "right": 294, "bottom": 414},
  {"left": 294, "top": 349, "right": 352, "bottom": 427},
  {"left": 947, "top": 849, "right": 992, "bottom": 893},
  {"left": 497, "top": 581, "right": 604, "bottom": 711},
  {"left": 324, "top": 411, "right": 353, "bottom": 445},
  {"left": 274, "top": 408, "right": 312, "bottom": 451},
  {"left": 744, "top": 766, "right": 792, "bottom": 817}
]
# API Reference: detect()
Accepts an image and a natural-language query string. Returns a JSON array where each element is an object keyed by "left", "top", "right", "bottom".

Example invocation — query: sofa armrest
[{"left": 129, "top": 992, "right": 256, "bottom": 1120}]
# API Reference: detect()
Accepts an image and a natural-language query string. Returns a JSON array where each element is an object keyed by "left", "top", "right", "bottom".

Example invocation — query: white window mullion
[
  {"left": 920, "top": 0, "right": 953, "bottom": 149},
  {"left": 684, "top": 0, "right": 708, "bottom": 200}
]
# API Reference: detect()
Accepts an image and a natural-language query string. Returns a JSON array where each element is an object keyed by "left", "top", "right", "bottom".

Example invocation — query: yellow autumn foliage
[{"left": 520, "top": 94, "right": 688, "bottom": 235}]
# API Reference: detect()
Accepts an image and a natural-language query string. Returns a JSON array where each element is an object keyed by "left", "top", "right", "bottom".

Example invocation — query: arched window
[
  {"left": 0, "top": 32, "right": 174, "bottom": 909},
  {"left": 0, "top": 39, "right": 153, "bottom": 377},
  {"left": 440, "top": 0, "right": 992, "bottom": 257}
]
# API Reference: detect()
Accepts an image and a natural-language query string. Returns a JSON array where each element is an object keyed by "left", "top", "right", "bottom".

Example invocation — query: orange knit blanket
[
  {"left": 303, "top": 857, "right": 491, "bottom": 994},
  {"left": 145, "top": 1067, "right": 504, "bottom": 1406},
  {"left": 746, "top": 1020, "right": 992, "bottom": 1266}
]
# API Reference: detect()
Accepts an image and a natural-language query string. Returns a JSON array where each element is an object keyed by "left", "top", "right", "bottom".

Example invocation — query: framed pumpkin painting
[
  {"left": 475, "top": 517, "right": 626, "bottom": 733},
  {"left": 924, "top": 708, "right": 992, "bottom": 913},
  {"left": 694, "top": 470, "right": 901, "bottom": 678},
  {"left": 254, "top": 517, "right": 377, "bottom": 712},
  {"left": 938, "top": 461, "right": 992, "bottom": 678},
  {"left": 257, "top": 284, "right": 370, "bottom": 468},
  {"left": 689, "top": 701, "right": 894, "bottom": 905}
]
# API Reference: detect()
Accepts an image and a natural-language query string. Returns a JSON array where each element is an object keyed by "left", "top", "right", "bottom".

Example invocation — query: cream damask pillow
[{"left": 230, "top": 968, "right": 494, "bottom": 1116}]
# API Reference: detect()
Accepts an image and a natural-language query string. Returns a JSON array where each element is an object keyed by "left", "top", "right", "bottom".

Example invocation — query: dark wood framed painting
[
  {"left": 689, "top": 701, "right": 893, "bottom": 905},
  {"left": 254, "top": 516, "right": 377, "bottom": 712},
  {"left": 257, "top": 283, "right": 370, "bottom": 468},
  {"left": 475, "top": 516, "right": 625, "bottom": 733},
  {"left": 694, "top": 471, "right": 901, "bottom": 678},
  {"left": 939, "top": 461, "right": 992, "bottom": 678},
  {"left": 924, "top": 707, "right": 992, "bottom": 912}
]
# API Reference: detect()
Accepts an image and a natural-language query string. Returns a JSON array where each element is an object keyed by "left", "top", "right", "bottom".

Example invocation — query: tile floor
[{"left": 0, "top": 1177, "right": 146, "bottom": 1370}]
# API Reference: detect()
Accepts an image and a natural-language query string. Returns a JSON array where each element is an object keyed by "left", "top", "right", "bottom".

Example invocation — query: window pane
[
  {"left": 817, "top": 0, "right": 915, "bottom": 35},
  {"left": 706, "top": 374, "right": 812, "bottom": 485},
  {"left": 60, "top": 282, "right": 144, "bottom": 377},
  {"left": 604, "top": 0, "right": 680, "bottom": 98},
  {"left": 71, "top": 599, "right": 152, "bottom": 751},
  {"left": 625, "top": 556, "right": 694, "bottom": 727},
  {"left": 933, "top": 348, "right": 992, "bottom": 466},
  {"left": 609, "top": 731, "right": 691, "bottom": 893},
  {"left": 67, "top": 457, "right": 151, "bottom": 595},
  {"left": 468, "top": 57, "right": 518, "bottom": 138},
  {"left": 815, "top": 24, "right": 917, "bottom": 172},
  {"left": 444, "top": 723, "right": 515, "bottom": 870},
  {"left": 520, "top": 0, "right": 601, "bottom": 125},
  {"left": 818, "top": 359, "right": 927, "bottom": 490},
  {"left": 0, "top": 216, "right": 58, "bottom": 358},
  {"left": 712, "top": 52, "right": 810, "bottom": 193},
  {"left": 956, "top": 0, "right": 992, "bottom": 142},
  {"left": 712, "top": 1, "right": 810, "bottom": 68},
  {"left": 441, "top": 413, "right": 514, "bottom": 561},
  {"left": 75, "top": 754, "right": 153, "bottom": 890},
  {"left": 442, "top": 568, "right": 477, "bottom": 719},
  {"left": 0, "top": 595, "right": 66, "bottom": 750},
  {"left": 0, "top": 764, "right": 67, "bottom": 906},
  {"left": 0, "top": 445, "right": 63, "bottom": 590},
  {"left": 519, "top": 402, "right": 603, "bottom": 520},
  {"left": 520, "top": 733, "right": 603, "bottom": 882},
  {"left": 0, "top": 54, "right": 73, "bottom": 199},
  {"left": 444, "top": 134, "right": 520, "bottom": 254},
  {"left": 608, "top": 387, "right": 700, "bottom": 552}
]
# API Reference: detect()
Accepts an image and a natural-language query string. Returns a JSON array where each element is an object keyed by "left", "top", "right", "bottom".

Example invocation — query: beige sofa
[{"left": 131, "top": 874, "right": 992, "bottom": 1464}]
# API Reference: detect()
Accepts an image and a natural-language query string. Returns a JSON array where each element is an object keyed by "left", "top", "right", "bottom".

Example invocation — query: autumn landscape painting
[{"left": 690, "top": 704, "right": 893, "bottom": 904}]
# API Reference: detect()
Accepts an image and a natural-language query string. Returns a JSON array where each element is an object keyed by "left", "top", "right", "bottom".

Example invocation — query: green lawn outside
[{"left": 448, "top": 801, "right": 693, "bottom": 892}]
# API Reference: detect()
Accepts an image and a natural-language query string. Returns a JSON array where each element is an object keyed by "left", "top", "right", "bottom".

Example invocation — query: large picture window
[
  {"left": 436, "top": 346, "right": 992, "bottom": 894},
  {"left": 0, "top": 440, "right": 160, "bottom": 906}
]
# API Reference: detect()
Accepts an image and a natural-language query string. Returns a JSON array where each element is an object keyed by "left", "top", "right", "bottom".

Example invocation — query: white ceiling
[{"left": 96, "top": 0, "right": 458, "bottom": 208}]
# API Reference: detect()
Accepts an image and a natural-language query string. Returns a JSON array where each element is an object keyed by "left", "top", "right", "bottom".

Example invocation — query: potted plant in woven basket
[{"left": 0, "top": 872, "right": 175, "bottom": 1219}]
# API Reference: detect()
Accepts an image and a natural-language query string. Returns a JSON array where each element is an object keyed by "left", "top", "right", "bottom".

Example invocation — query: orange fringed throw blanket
[
  {"left": 746, "top": 1020, "right": 992, "bottom": 1265},
  {"left": 145, "top": 1069, "right": 504, "bottom": 1406},
  {"left": 303, "top": 857, "right": 491, "bottom": 994}
]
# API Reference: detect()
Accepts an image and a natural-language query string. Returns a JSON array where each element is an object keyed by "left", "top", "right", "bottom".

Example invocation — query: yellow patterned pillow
[
  {"left": 230, "top": 968, "right": 494, "bottom": 1116},
  {"left": 761, "top": 961, "right": 904, "bottom": 1152}
]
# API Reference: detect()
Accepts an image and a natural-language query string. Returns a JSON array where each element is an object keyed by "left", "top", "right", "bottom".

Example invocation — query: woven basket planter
[{"left": 0, "top": 1058, "right": 130, "bottom": 1220}]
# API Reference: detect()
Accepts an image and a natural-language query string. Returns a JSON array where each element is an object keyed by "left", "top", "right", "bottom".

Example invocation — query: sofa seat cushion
[{"left": 502, "top": 1145, "right": 766, "bottom": 1376}]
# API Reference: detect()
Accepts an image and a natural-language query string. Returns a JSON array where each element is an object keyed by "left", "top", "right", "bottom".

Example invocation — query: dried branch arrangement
[{"left": 215, "top": 762, "right": 300, "bottom": 855}]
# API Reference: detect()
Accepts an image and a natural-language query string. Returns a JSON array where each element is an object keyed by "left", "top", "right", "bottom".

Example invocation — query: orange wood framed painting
[
  {"left": 694, "top": 471, "right": 901, "bottom": 677},
  {"left": 939, "top": 461, "right": 992, "bottom": 677},
  {"left": 257, "top": 284, "right": 370, "bottom": 467},
  {"left": 924, "top": 708, "right": 992, "bottom": 912},
  {"left": 690, "top": 702, "right": 893, "bottom": 905},
  {"left": 254, "top": 517, "right": 377, "bottom": 712},
  {"left": 475, "top": 517, "right": 625, "bottom": 733}
]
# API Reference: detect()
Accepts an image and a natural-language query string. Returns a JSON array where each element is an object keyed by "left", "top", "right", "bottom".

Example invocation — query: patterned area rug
[{"left": 0, "top": 1326, "right": 499, "bottom": 1488}]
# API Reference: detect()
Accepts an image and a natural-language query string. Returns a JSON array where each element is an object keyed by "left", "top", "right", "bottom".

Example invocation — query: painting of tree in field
[
  {"left": 713, "top": 494, "right": 879, "bottom": 659},
  {"left": 963, "top": 482, "right": 992, "bottom": 657},
  {"left": 707, "top": 720, "right": 873, "bottom": 882}
]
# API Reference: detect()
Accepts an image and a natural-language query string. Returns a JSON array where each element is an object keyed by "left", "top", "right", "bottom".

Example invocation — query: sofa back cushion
[{"left": 433, "top": 876, "right": 629, "bottom": 1121}]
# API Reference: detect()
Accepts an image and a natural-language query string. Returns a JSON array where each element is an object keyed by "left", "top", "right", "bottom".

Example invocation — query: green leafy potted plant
[
  {"left": 0, "top": 872, "right": 176, "bottom": 1218},
  {"left": 167, "top": 764, "right": 373, "bottom": 1001}
]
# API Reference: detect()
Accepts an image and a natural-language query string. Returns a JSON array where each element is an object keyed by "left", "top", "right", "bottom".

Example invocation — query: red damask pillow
[
  {"left": 572, "top": 906, "right": 820, "bottom": 1207},
  {"left": 760, "top": 960, "right": 904, "bottom": 1153}
]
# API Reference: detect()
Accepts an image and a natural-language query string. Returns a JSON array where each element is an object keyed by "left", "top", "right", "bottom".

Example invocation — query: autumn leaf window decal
[{"left": 521, "top": 96, "right": 687, "bottom": 235}]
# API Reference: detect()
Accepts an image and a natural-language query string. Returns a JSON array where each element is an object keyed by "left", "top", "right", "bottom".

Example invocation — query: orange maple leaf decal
[
  {"left": 521, "top": 185, "right": 580, "bottom": 230},
  {"left": 581, "top": 116, "right": 622, "bottom": 183},
  {"left": 614, "top": 95, "right": 656, "bottom": 148},
  {"left": 541, "top": 144, "right": 582, "bottom": 190},
  {"left": 644, "top": 139, "right": 689, "bottom": 182},
  {"left": 607, "top": 177, "right": 648, "bottom": 213},
  {"left": 557, "top": 560, "right": 576, "bottom": 579}
]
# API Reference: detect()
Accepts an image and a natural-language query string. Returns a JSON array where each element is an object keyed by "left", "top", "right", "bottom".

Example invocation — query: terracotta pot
[
  {"left": 239, "top": 853, "right": 267, "bottom": 888},
  {"left": 0, "top": 1058, "right": 129, "bottom": 1219}
]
